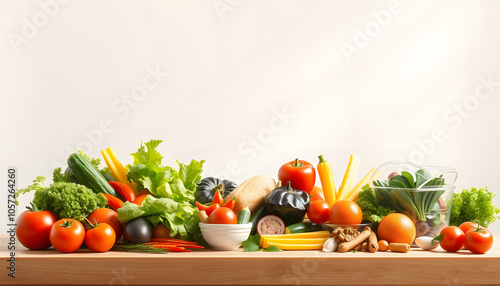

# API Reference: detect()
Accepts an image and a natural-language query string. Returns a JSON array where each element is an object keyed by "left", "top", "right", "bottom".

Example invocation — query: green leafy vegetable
[
  {"left": 120, "top": 140, "right": 205, "bottom": 242},
  {"left": 19, "top": 177, "right": 106, "bottom": 219},
  {"left": 15, "top": 176, "right": 46, "bottom": 205},
  {"left": 242, "top": 234, "right": 262, "bottom": 252},
  {"left": 118, "top": 195, "right": 199, "bottom": 240},
  {"left": 450, "top": 187, "right": 500, "bottom": 227},
  {"left": 52, "top": 168, "right": 74, "bottom": 183},
  {"left": 373, "top": 169, "right": 446, "bottom": 221},
  {"left": 355, "top": 184, "right": 395, "bottom": 224},
  {"left": 263, "top": 245, "right": 283, "bottom": 252}
]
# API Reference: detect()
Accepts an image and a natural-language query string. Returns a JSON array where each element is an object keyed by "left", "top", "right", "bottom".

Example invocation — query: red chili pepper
[
  {"left": 103, "top": 194, "right": 124, "bottom": 211},
  {"left": 133, "top": 194, "right": 149, "bottom": 206},
  {"left": 212, "top": 189, "right": 224, "bottom": 206},
  {"left": 195, "top": 202, "right": 219, "bottom": 216},
  {"left": 221, "top": 197, "right": 236, "bottom": 210},
  {"left": 149, "top": 238, "right": 200, "bottom": 244},
  {"left": 108, "top": 181, "right": 136, "bottom": 202},
  {"left": 146, "top": 242, "right": 204, "bottom": 249}
]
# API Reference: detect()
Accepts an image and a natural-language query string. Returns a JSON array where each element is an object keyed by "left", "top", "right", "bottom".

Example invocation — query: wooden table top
[{"left": 2, "top": 234, "right": 500, "bottom": 285}]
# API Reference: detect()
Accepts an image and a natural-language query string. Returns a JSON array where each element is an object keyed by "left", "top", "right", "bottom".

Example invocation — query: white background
[{"left": 1, "top": 0, "right": 500, "bottom": 234}]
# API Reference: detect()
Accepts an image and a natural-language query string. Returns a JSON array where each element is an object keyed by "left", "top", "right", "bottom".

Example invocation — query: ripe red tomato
[
  {"left": 278, "top": 159, "right": 316, "bottom": 194},
  {"left": 307, "top": 200, "right": 330, "bottom": 224},
  {"left": 50, "top": 219, "right": 85, "bottom": 253},
  {"left": 459, "top": 222, "right": 485, "bottom": 234},
  {"left": 378, "top": 213, "right": 416, "bottom": 245},
  {"left": 208, "top": 207, "right": 237, "bottom": 224},
  {"left": 87, "top": 208, "right": 123, "bottom": 241},
  {"left": 16, "top": 207, "right": 57, "bottom": 250},
  {"left": 85, "top": 222, "right": 116, "bottom": 252},
  {"left": 329, "top": 200, "right": 363, "bottom": 225},
  {"left": 465, "top": 227, "right": 493, "bottom": 254},
  {"left": 310, "top": 186, "right": 325, "bottom": 202},
  {"left": 438, "top": 226, "right": 465, "bottom": 252}
]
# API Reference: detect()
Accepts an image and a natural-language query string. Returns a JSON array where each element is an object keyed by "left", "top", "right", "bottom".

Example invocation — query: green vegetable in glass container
[{"left": 373, "top": 169, "right": 445, "bottom": 222}]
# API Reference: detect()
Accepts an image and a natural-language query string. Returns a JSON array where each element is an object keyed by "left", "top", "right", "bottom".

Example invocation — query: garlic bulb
[
  {"left": 415, "top": 236, "right": 439, "bottom": 250},
  {"left": 322, "top": 238, "right": 338, "bottom": 252}
]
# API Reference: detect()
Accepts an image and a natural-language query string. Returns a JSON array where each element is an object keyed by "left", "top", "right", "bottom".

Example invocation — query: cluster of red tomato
[
  {"left": 438, "top": 222, "right": 494, "bottom": 254},
  {"left": 16, "top": 206, "right": 122, "bottom": 253}
]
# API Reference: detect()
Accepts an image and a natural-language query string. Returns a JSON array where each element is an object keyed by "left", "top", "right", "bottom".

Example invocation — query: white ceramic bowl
[{"left": 200, "top": 223, "right": 252, "bottom": 251}]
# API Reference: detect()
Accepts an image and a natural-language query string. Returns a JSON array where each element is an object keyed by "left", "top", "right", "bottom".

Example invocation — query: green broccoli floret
[
  {"left": 33, "top": 182, "right": 107, "bottom": 220},
  {"left": 356, "top": 184, "right": 395, "bottom": 224},
  {"left": 450, "top": 187, "right": 500, "bottom": 227}
]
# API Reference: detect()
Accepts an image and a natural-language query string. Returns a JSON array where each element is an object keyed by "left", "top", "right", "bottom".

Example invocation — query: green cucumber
[
  {"left": 67, "top": 153, "right": 120, "bottom": 198},
  {"left": 249, "top": 206, "right": 267, "bottom": 235},
  {"left": 285, "top": 222, "right": 323, "bottom": 234},
  {"left": 237, "top": 206, "right": 251, "bottom": 224}
]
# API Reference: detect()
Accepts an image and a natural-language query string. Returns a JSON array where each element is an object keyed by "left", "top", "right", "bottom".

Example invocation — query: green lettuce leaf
[{"left": 118, "top": 195, "right": 199, "bottom": 240}]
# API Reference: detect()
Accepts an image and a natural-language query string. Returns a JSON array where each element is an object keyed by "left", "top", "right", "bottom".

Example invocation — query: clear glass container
[{"left": 371, "top": 162, "right": 458, "bottom": 239}]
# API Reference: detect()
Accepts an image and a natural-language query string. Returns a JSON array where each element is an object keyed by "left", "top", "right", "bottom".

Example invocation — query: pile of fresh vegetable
[
  {"left": 15, "top": 146, "right": 498, "bottom": 255},
  {"left": 16, "top": 140, "right": 206, "bottom": 253}
]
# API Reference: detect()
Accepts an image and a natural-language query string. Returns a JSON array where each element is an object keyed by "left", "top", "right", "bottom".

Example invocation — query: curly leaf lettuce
[
  {"left": 450, "top": 187, "right": 500, "bottom": 227},
  {"left": 121, "top": 140, "right": 205, "bottom": 241},
  {"left": 356, "top": 184, "right": 395, "bottom": 223}
]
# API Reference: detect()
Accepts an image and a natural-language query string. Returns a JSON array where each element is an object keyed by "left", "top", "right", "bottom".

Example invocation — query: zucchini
[
  {"left": 67, "top": 153, "right": 120, "bottom": 198},
  {"left": 285, "top": 222, "right": 323, "bottom": 234},
  {"left": 249, "top": 206, "right": 267, "bottom": 235},
  {"left": 237, "top": 206, "right": 251, "bottom": 224}
]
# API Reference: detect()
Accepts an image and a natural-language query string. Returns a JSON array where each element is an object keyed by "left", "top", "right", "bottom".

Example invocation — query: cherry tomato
[
  {"left": 50, "top": 219, "right": 85, "bottom": 253},
  {"left": 87, "top": 208, "right": 123, "bottom": 241},
  {"left": 85, "top": 222, "right": 116, "bottom": 252},
  {"left": 378, "top": 213, "right": 416, "bottom": 245},
  {"left": 208, "top": 207, "right": 237, "bottom": 224},
  {"left": 459, "top": 221, "right": 486, "bottom": 234},
  {"left": 464, "top": 225, "right": 493, "bottom": 254},
  {"left": 152, "top": 224, "right": 171, "bottom": 239},
  {"left": 329, "top": 200, "right": 362, "bottom": 225},
  {"left": 16, "top": 205, "right": 57, "bottom": 250},
  {"left": 307, "top": 200, "right": 330, "bottom": 224},
  {"left": 278, "top": 159, "right": 316, "bottom": 194},
  {"left": 437, "top": 226, "right": 465, "bottom": 252},
  {"left": 310, "top": 186, "right": 325, "bottom": 202}
]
